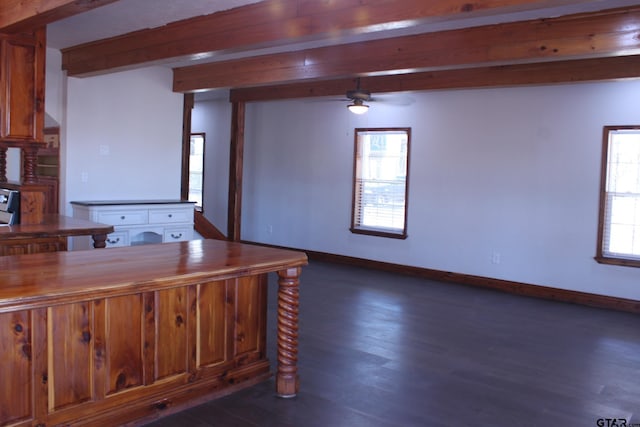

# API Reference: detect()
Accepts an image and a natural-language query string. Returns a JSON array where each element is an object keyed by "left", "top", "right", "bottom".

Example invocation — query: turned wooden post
[
  {"left": 0, "top": 147, "right": 6, "bottom": 182},
  {"left": 22, "top": 145, "right": 39, "bottom": 184},
  {"left": 276, "top": 267, "right": 301, "bottom": 397},
  {"left": 92, "top": 233, "right": 108, "bottom": 249}
]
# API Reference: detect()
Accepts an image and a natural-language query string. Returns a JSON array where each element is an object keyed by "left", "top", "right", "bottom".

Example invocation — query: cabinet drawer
[
  {"left": 98, "top": 210, "right": 148, "bottom": 225},
  {"left": 149, "top": 208, "right": 192, "bottom": 224},
  {"left": 163, "top": 227, "right": 193, "bottom": 242},
  {"left": 105, "top": 231, "right": 129, "bottom": 248}
]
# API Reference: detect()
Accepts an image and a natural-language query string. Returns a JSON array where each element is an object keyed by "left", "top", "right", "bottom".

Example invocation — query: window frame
[
  {"left": 596, "top": 125, "right": 640, "bottom": 268},
  {"left": 350, "top": 127, "right": 411, "bottom": 239},
  {"left": 185, "top": 132, "right": 205, "bottom": 210}
]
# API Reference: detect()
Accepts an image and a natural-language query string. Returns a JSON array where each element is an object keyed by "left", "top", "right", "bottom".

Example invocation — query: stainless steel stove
[{"left": 0, "top": 189, "right": 19, "bottom": 225}]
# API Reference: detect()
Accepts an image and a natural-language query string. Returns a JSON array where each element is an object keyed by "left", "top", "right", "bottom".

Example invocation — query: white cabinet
[{"left": 71, "top": 200, "right": 195, "bottom": 249}]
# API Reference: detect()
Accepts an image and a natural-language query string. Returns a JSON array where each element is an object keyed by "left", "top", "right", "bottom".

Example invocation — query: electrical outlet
[
  {"left": 491, "top": 251, "right": 501, "bottom": 264},
  {"left": 81, "top": 172, "right": 89, "bottom": 183}
]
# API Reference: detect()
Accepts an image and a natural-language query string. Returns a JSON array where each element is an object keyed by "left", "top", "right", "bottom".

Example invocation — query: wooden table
[
  {"left": 0, "top": 239, "right": 307, "bottom": 426},
  {"left": 0, "top": 214, "right": 114, "bottom": 255}
]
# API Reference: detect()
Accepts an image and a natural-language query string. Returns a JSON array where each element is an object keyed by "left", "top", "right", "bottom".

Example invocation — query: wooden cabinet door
[
  {"left": 233, "top": 275, "right": 267, "bottom": 363},
  {"left": 196, "top": 279, "right": 231, "bottom": 369},
  {"left": 0, "top": 27, "right": 45, "bottom": 143},
  {"left": 0, "top": 309, "right": 47, "bottom": 427},
  {"left": 0, "top": 310, "right": 35, "bottom": 424}
]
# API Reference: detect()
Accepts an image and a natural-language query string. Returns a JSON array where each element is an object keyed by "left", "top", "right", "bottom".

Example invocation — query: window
[
  {"left": 188, "top": 133, "right": 205, "bottom": 208},
  {"left": 597, "top": 126, "right": 640, "bottom": 267},
  {"left": 351, "top": 128, "right": 410, "bottom": 239}
]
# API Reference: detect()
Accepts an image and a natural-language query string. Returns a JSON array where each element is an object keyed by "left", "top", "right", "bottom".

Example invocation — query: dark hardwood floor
[{"left": 146, "top": 261, "right": 640, "bottom": 427}]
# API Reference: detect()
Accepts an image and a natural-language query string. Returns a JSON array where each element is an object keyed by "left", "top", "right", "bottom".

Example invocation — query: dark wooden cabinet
[
  {"left": 0, "top": 27, "right": 46, "bottom": 144},
  {"left": 0, "top": 28, "right": 49, "bottom": 224}
]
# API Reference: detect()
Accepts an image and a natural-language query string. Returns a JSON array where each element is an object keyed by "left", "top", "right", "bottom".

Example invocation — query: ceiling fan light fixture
[{"left": 347, "top": 98, "right": 369, "bottom": 114}]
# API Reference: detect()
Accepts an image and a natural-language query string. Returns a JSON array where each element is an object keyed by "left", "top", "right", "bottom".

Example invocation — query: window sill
[
  {"left": 350, "top": 227, "right": 407, "bottom": 240},
  {"left": 594, "top": 256, "right": 640, "bottom": 268}
]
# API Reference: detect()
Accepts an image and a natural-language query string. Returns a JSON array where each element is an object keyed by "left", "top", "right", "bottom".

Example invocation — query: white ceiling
[{"left": 46, "top": 0, "right": 263, "bottom": 49}]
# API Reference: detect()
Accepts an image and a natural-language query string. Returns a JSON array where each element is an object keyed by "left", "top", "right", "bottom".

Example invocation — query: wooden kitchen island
[{"left": 0, "top": 239, "right": 307, "bottom": 426}]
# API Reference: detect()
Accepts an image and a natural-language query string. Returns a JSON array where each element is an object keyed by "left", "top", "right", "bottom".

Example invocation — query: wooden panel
[
  {"left": 0, "top": 0, "right": 118, "bottom": 32},
  {"left": 0, "top": 241, "right": 305, "bottom": 425},
  {"left": 0, "top": 28, "right": 45, "bottom": 142},
  {"left": 32, "top": 308, "right": 48, "bottom": 422},
  {"left": 48, "top": 302, "right": 93, "bottom": 411},
  {"left": 234, "top": 275, "right": 265, "bottom": 357},
  {"left": 105, "top": 294, "right": 143, "bottom": 395},
  {"left": 180, "top": 94, "right": 193, "bottom": 202},
  {"left": 197, "top": 280, "right": 228, "bottom": 367},
  {"left": 5, "top": 39, "right": 36, "bottom": 139},
  {"left": 173, "top": 6, "right": 640, "bottom": 91},
  {"left": 230, "top": 55, "right": 640, "bottom": 102},
  {"left": 0, "top": 310, "right": 32, "bottom": 425},
  {"left": 142, "top": 292, "right": 155, "bottom": 385},
  {"left": 227, "top": 102, "right": 245, "bottom": 242},
  {"left": 0, "top": 236, "right": 66, "bottom": 256},
  {"left": 155, "top": 287, "right": 188, "bottom": 380},
  {"left": 61, "top": 0, "right": 596, "bottom": 76},
  {"left": 18, "top": 188, "right": 46, "bottom": 224}
]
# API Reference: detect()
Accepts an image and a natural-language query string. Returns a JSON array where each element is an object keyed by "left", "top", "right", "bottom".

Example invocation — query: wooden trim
[
  {"left": 227, "top": 102, "right": 245, "bottom": 242},
  {"left": 60, "top": 0, "right": 589, "bottom": 76},
  {"left": 243, "top": 241, "right": 640, "bottom": 314},
  {"left": 230, "top": 55, "right": 640, "bottom": 103},
  {"left": 596, "top": 125, "right": 611, "bottom": 263},
  {"left": 0, "top": 0, "right": 119, "bottom": 33},
  {"left": 175, "top": 6, "right": 640, "bottom": 92},
  {"left": 194, "top": 210, "right": 227, "bottom": 241},
  {"left": 596, "top": 125, "right": 640, "bottom": 268},
  {"left": 349, "top": 228, "right": 408, "bottom": 239},
  {"left": 350, "top": 127, "right": 411, "bottom": 240},
  {"left": 595, "top": 256, "right": 640, "bottom": 268},
  {"left": 184, "top": 131, "right": 205, "bottom": 210},
  {"left": 180, "top": 94, "right": 194, "bottom": 202}
]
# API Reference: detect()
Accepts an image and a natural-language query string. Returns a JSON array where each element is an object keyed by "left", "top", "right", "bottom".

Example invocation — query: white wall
[
  {"left": 45, "top": 48, "right": 64, "bottom": 126},
  {"left": 62, "top": 66, "right": 183, "bottom": 214},
  {"left": 191, "top": 98, "right": 232, "bottom": 234},
  {"left": 242, "top": 80, "right": 640, "bottom": 300}
]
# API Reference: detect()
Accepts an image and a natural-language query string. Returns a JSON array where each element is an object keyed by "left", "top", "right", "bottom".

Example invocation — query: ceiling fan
[
  {"left": 345, "top": 78, "right": 372, "bottom": 114},
  {"left": 340, "top": 78, "right": 413, "bottom": 114}
]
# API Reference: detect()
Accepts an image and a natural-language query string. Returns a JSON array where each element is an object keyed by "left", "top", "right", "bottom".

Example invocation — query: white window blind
[
  {"left": 189, "top": 133, "right": 205, "bottom": 208},
  {"left": 601, "top": 128, "right": 640, "bottom": 262},
  {"left": 351, "top": 128, "right": 410, "bottom": 238}
]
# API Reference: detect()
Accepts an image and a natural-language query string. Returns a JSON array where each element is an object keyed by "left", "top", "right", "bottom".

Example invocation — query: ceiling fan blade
[
  {"left": 304, "top": 97, "right": 351, "bottom": 103},
  {"left": 369, "top": 93, "right": 414, "bottom": 106}
]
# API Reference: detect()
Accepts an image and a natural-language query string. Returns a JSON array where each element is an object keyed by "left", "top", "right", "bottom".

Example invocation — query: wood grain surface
[
  {"left": 0, "top": 239, "right": 307, "bottom": 313},
  {"left": 0, "top": 239, "right": 307, "bottom": 426}
]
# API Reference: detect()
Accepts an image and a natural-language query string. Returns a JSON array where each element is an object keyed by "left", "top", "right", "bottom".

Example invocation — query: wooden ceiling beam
[
  {"left": 229, "top": 55, "right": 640, "bottom": 102},
  {"left": 175, "top": 6, "right": 640, "bottom": 92},
  {"left": 0, "top": 0, "right": 119, "bottom": 33},
  {"left": 62, "top": 0, "right": 596, "bottom": 76}
]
